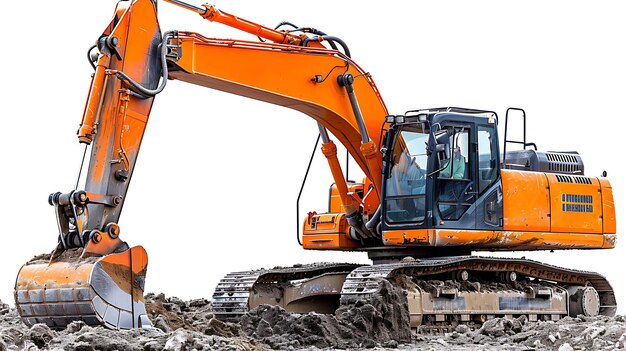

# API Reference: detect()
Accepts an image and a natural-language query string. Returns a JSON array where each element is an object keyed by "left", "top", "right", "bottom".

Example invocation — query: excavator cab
[
  {"left": 381, "top": 108, "right": 502, "bottom": 232},
  {"left": 374, "top": 106, "right": 614, "bottom": 256}
]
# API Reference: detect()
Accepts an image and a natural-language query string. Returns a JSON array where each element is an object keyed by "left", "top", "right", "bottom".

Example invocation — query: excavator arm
[
  {"left": 15, "top": 0, "right": 388, "bottom": 330},
  {"left": 15, "top": 0, "right": 164, "bottom": 330}
]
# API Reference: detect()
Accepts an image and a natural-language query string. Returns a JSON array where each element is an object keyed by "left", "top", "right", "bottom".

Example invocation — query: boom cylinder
[
  {"left": 321, "top": 142, "right": 358, "bottom": 215},
  {"left": 318, "top": 124, "right": 377, "bottom": 240},
  {"left": 318, "top": 124, "right": 358, "bottom": 215},
  {"left": 337, "top": 73, "right": 383, "bottom": 196}
]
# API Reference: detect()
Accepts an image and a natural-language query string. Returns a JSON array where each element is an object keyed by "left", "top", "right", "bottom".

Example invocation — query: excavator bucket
[{"left": 14, "top": 246, "right": 151, "bottom": 330}]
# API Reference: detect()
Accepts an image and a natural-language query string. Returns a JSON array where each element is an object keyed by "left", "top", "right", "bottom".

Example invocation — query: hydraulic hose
[
  {"left": 112, "top": 31, "right": 175, "bottom": 98},
  {"left": 87, "top": 44, "right": 98, "bottom": 70},
  {"left": 303, "top": 35, "right": 350, "bottom": 57},
  {"left": 277, "top": 24, "right": 339, "bottom": 51},
  {"left": 365, "top": 204, "right": 382, "bottom": 233}
]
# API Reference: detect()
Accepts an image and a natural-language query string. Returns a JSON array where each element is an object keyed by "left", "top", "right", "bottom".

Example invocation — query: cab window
[{"left": 478, "top": 125, "right": 498, "bottom": 193}]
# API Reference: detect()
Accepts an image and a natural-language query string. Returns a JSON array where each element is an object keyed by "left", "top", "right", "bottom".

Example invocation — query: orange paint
[
  {"left": 78, "top": 56, "right": 109, "bottom": 144},
  {"left": 15, "top": 262, "right": 94, "bottom": 290},
  {"left": 501, "top": 170, "right": 551, "bottom": 232},
  {"left": 169, "top": 33, "right": 387, "bottom": 198},
  {"left": 302, "top": 213, "right": 361, "bottom": 250},
  {"left": 84, "top": 232, "right": 124, "bottom": 256},
  {"left": 599, "top": 178, "right": 616, "bottom": 234},
  {"left": 329, "top": 181, "right": 365, "bottom": 214},
  {"left": 546, "top": 173, "right": 602, "bottom": 233},
  {"left": 383, "top": 228, "right": 613, "bottom": 250},
  {"left": 200, "top": 5, "right": 303, "bottom": 45},
  {"left": 321, "top": 140, "right": 358, "bottom": 215},
  {"left": 383, "top": 229, "right": 430, "bottom": 246}
]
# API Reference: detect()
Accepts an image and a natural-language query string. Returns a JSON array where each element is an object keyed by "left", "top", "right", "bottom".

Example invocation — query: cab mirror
[
  {"left": 436, "top": 143, "right": 450, "bottom": 166},
  {"left": 435, "top": 130, "right": 450, "bottom": 166}
]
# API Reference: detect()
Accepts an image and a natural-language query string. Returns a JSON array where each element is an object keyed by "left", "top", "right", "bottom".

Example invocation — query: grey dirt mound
[
  {"left": 239, "top": 278, "right": 410, "bottom": 349},
  {"left": 0, "top": 295, "right": 261, "bottom": 351},
  {"left": 2, "top": 291, "right": 626, "bottom": 350}
]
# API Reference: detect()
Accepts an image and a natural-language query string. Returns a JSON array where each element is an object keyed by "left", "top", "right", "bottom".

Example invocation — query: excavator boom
[{"left": 167, "top": 32, "right": 387, "bottom": 186}]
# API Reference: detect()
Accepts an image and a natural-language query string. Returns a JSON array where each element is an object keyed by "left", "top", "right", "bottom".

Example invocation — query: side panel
[
  {"left": 382, "top": 228, "right": 610, "bottom": 250},
  {"left": 429, "top": 229, "right": 607, "bottom": 249},
  {"left": 501, "top": 170, "right": 551, "bottom": 232},
  {"left": 383, "top": 229, "right": 432, "bottom": 246},
  {"left": 302, "top": 213, "right": 361, "bottom": 250},
  {"left": 599, "top": 178, "right": 616, "bottom": 234},
  {"left": 547, "top": 174, "right": 602, "bottom": 233}
]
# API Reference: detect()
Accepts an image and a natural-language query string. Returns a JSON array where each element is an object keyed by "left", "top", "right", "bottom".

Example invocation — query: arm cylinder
[
  {"left": 163, "top": 0, "right": 303, "bottom": 45},
  {"left": 200, "top": 4, "right": 301, "bottom": 44}
]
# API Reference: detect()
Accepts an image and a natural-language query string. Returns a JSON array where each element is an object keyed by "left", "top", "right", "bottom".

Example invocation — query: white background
[{"left": 1, "top": 1, "right": 624, "bottom": 315}]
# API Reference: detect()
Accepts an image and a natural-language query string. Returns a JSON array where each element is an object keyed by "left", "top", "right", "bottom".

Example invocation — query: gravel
[{"left": 1, "top": 292, "right": 625, "bottom": 350}]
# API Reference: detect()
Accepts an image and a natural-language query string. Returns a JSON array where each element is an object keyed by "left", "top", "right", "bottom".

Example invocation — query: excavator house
[{"left": 15, "top": 0, "right": 616, "bottom": 331}]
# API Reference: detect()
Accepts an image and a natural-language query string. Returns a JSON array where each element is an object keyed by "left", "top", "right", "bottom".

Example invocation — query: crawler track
[
  {"left": 345, "top": 256, "right": 616, "bottom": 331},
  {"left": 212, "top": 263, "right": 360, "bottom": 321},
  {"left": 343, "top": 256, "right": 616, "bottom": 314},
  {"left": 212, "top": 256, "right": 616, "bottom": 328}
]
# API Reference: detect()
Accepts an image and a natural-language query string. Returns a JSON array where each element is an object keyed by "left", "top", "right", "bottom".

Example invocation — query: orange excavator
[{"left": 15, "top": 0, "right": 616, "bottom": 330}]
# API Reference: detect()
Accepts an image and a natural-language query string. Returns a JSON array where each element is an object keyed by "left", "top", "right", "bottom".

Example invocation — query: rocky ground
[{"left": 1, "top": 293, "right": 626, "bottom": 350}]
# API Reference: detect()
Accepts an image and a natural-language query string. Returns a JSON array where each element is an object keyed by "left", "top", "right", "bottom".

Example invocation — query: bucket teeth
[{"left": 14, "top": 246, "right": 152, "bottom": 330}]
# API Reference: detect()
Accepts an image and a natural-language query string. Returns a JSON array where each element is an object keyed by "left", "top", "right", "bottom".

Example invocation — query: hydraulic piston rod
[
  {"left": 163, "top": 0, "right": 307, "bottom": 45},
  {"left": 337, "top": 73, "right": 382, "bottom": 196}
]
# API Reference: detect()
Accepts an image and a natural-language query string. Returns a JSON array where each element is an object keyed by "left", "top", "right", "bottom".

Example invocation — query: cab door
[
  {"left": 474, "top": 123, "right": 503, "bottom": 230},
  {"left": 435, "top": 124, "right": 477, "bottom": 229}
]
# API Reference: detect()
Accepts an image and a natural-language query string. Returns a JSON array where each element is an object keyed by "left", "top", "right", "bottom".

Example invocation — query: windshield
[{"left": 385, "top": 129, "right": 429, "bottom": 223}]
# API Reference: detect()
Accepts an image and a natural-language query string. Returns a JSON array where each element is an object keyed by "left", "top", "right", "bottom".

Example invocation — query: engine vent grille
[
  {"left": 546, "top": 152, "right": 582, "bottom": 174},
  {"left": 546, "top": 153, "right": 578, "bottom": 163},
  {"left": 503, "top": 150, "right": 585, "bottom": 176},
  {"left": 556, "top": 175, "right": 592, "bottom": 184}
]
